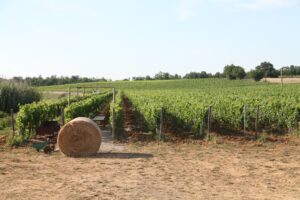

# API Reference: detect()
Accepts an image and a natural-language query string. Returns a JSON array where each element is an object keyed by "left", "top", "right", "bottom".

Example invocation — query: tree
[
  {"left": 154, "top": 72, "right": 171, "bottom": 80},
  {"left": 223, "top": 65, "right": 246, "bottom": 80},
  {"left": 172, "top": 74, "right": 181, "bottom": 79},
  {"left": 12, "top": 76, "right": 24, "bottom": 83},
  {"left": 184, "top": 71, "right": 210, "bottom": 79},
  {"left": 281, "top": 65, "right": 300, "bottom": 76},
  {"left": 248, "top": 70, "right": 264, "bottom": 81},
  {"left": 249, "top": 62, "right": 280, "bottom": 81},
  {"left": 213, "top": 72, "right": 224, "bottom": 78},
  {"left": 132, "top": 76, "right": 145, "bottom": 81},
  {"left": 255, "top": 62, "right": 279, "bottom": 78}
]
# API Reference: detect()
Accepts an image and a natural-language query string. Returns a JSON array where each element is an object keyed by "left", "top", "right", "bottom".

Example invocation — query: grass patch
[
  {"left": 257, "top": 131, "right": 268, "bottom": 143},
  {"left": 6, "top": 133, "right": 33, "bottom": 147},
  {"left": 205, "top": 134, "right": 217, "bottom": 143}
]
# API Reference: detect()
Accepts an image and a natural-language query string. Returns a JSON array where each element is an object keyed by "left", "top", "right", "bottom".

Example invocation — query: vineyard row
[{"left": 111, "top": 90, "right": 300, "bottom": 138}]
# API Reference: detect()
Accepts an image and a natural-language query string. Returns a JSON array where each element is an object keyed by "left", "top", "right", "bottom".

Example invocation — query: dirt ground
[{"left": 1, "top": 136, "right": 300, "bottom": 200}]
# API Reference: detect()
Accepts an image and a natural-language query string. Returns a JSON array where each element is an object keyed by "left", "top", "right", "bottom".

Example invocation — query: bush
[
  {"left": 0, "top": 81, "right": 41, "bottom": 113},
  {"left": 6, "top": 133, "right": 33, "bottom": 146},
  {"left": 0, "top": 119, "right": 9, "bottom": 131}
]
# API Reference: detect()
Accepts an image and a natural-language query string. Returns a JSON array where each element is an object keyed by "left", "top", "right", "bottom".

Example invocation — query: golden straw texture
[{"left": 58, "top": 117, "right": 102, "bottom": 157}]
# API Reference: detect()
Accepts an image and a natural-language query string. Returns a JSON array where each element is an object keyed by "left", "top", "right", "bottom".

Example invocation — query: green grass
[{"left": 38, "top": 78, "right": 269, "bottom": 92}]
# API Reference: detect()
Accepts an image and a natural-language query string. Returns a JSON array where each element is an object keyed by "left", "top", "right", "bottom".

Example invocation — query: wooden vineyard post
[
  {"left": 112, "top": 88, "right": 115, "bottom": 104},
  {"left": 10, "top": 109, "right": 15, "bottom": 136},
  {"left": 243, "top": 105, "right": 247, "bottom": 137},
  {"left": 281, "top": 68, "right": 283, "bottom": 91},
  {"left": 255, "top": 106, "right": 260, "bottom": 139},
  {"left": 76, "top": 87, "right": 79, "bottom": 96},
  {"left": 159, "top": 107, "right": 163, "bottom": 141},
  {"left": 112, "top": 108, "right": 115, "bottom": 140},
  {"left": 61, "top": 107, "right": 65, "bottom": 126},
  {"left": 111, "top": 88, "right": 116, "bottom": 140},
  {"left": 68, "top": 87, "right": 71, "bottom": 107},
  {"left": 207, "top": 106, "right": 212, "bottom": 138}
]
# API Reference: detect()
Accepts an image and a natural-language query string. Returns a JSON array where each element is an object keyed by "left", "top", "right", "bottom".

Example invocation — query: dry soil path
[{"left": 99, "top": 129, "right": 126, "bottom": 152}]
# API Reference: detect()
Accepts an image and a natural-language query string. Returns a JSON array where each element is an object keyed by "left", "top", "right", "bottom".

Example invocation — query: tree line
[
  {"left": 132, "top": 62, "right": 300, "bottom": 81},
  {"left": 8, "top": 75, "right": 107, "bottom": 86},
  {"left": 2, "top": 62, "right": 299, "bottom": 86},
  {"left": 225, "top": 62, "right": 300, "bottom": 81}
]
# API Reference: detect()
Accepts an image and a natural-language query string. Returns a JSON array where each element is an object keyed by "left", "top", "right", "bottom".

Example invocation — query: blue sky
[{"left": 0, "top": 0, "right": 299, "bottom": 80}]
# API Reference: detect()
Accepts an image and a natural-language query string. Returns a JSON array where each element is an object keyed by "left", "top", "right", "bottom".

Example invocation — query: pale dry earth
[
  {"left": 1, "top": 136, "right": 300, "bottom": 200},
  {"left": 262, "top": 78, "right": 300, "bottom": 84}
]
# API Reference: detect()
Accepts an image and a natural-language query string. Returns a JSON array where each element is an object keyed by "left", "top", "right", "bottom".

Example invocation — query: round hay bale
[{"left": 58, "top": 117, "right": 102, "bottom": 157}]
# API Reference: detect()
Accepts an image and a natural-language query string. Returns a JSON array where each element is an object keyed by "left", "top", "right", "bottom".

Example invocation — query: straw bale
[{"left": 58, "top": 117, "right": 101, "bottom": 157}]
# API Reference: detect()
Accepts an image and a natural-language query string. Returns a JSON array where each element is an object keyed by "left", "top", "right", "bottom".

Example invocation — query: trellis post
[
  {"left": 68, "top": 87, "right": 71, "bottom": 106},
  {"left": 243, "top": 105, "right": 247, "bottom": 137},
  {"left": 255, "top": 106, "right": 260, "bottom": 139},
  {"left": 112, "top": 88, "right": 115, "bottom": 104},
  {"left": 112, "top": 88, "right": 116, "bottom": 139},
  {"left": 61, "top": 107, "right": 65, "bottom": 125},
  {"left": 159, "top": 107, "right": 163, "bottom": 141},
  {"left": 112, "top": 108, "right": 115, "bottom": 140},
  {"left": 207, "top": 106, "right": 212, "bottom": 138}
]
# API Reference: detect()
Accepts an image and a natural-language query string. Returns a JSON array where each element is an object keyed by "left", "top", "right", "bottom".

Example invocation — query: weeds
[
  {"left": 257, "top": 131, "right": 268, "bottom": 143},
  {"left": 205, "top": 134, "right": 217, "bottom": 143},
  {"left": 6, "top": 133, "right": 33, "bottom": 147}
]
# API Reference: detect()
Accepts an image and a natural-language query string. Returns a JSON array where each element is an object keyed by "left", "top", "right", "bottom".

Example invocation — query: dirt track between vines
[{"left": 1, "top": 136, "right": 300, "bottom": 200}]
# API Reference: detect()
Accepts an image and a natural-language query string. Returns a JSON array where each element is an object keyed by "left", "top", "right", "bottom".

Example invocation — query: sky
[{"left": 0, "top": 0, "right": 299, "bottom": 80}]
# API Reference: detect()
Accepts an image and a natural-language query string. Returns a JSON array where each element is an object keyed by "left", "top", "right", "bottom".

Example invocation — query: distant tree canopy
[
  {"left": 5, "top": 62, "right": 300, "bottom": 85},
  {"left": 154, "top": 72, "right": 181, "bottom": 80},
  {"left": 184, "top": 71, "right": 212, "bottom": 79},
  {"left": 132, "top": 76, "right": 147, "bottom": 81},
  {"left": 132, "top": 72, "right": 181, "bottom": 81},
  {"left": 249, "top": 62, "right": 280, "bottom": 81},
  {"left": 11, "top": 76, "right": 107, "bottom": 86},
  {"left": 256, "top": 62, "right": 279, "bottom": 78},
  {"left": 281, "top": 65, "right": 300, "bottom": 76},
  {"left": 213, "top": 72, "right": 224, "bottom": 78},
  {"left": 223, "top": 65, "right": 246, "bottom": 80},
  {"left": 133, "top": 71, "right": 225, "bottom": 81},
  {"left": 248, "top": 70, "right": 263, "bottom": 82}
]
